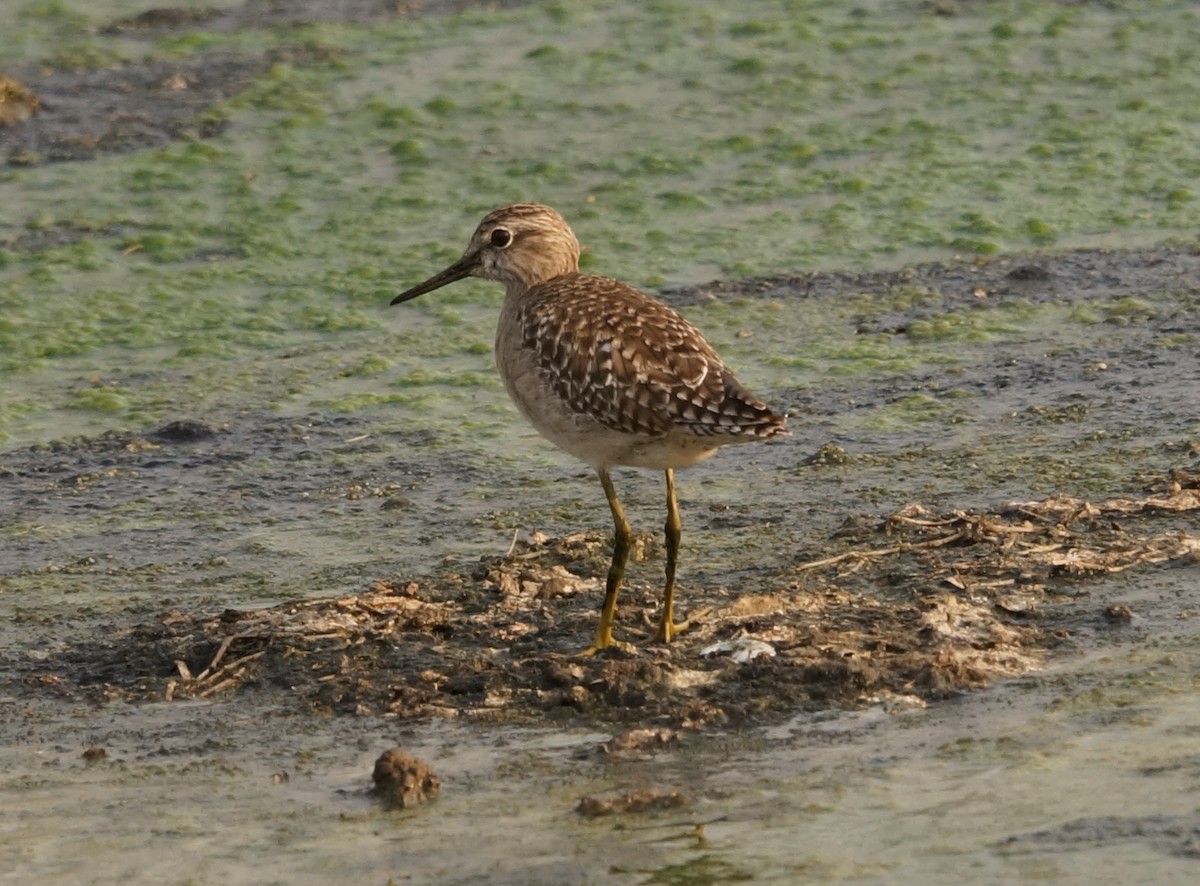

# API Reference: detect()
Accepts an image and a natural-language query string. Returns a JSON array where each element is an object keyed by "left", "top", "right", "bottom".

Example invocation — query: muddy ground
[{"left": 4, "top": 245, "right": 1198, "bottom": 728}]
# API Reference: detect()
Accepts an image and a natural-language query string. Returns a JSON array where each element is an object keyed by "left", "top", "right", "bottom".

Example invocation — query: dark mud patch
[
  {"left": 0, "top": 412, "right": 462, "bottom": 580},
  {"left": 102, "top": 0, "right": 528, "bottom": 35},
  {"left": 664, "top": 245, "right": 1200, "bottom": 313},
  {"left": 1, "top": 0, "right": 524, "bottom": 168},
  {"left": 1001, "top": 814, "right": 1200, "bottom": 861},
  {"left": 22, "top": 477, "right": 1198, "bottom": 726},
  {"left": 666, "top": 248, "right": 1200, "bottom": 480},
  {"left": 0, "top": 55, "right": 262, "bottom": 167}
]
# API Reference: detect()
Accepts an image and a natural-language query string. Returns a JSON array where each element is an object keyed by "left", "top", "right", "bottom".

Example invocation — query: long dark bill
[{"left": 390, "top": 254, "right": 478, "bottom": 305}]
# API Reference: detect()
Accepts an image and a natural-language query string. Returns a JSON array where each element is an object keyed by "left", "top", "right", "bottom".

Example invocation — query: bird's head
[{"left": 391, "top": 203, "right": 581, "bottom": 305}]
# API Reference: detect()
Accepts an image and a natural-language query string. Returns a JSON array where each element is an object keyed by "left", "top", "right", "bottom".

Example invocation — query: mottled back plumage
[{"left": 520, "top": 273, "right": 785, "bottom": 440}]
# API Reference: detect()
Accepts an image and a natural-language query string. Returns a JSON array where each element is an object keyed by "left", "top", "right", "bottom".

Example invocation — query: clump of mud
[
  {"left": 0, "top": 74, "right": 41, "bottom": 126},
  {"left": 576, "top": 788, "right": 688, "bottom": 817},
  {"left": 24, "top": 473, "right": 1199, "bottom": 727},
  {"left": 371, "top": 748, "right": 440, "bottom": 809}
]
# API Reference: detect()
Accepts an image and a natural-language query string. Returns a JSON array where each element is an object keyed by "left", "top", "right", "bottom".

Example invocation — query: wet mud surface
[
  {"left": 0, "top": 0, "right": 523, "bottom": 167},
  {"left": 686, "top": 247, "right": 1200, "bottom": 449},
  {"left": 100, "top": 0, "right": 529, "bottom": 33},
  {"left": 4, "top": 247, "right": 1198, "bottom": 728},
  {"left": 24, "top": 490, "right": 1200, "bottom": 719},
  {"left": 0, "top": 55, "right": 259, "bottom": 166},
  {"left": 30, "top": 483, "right": 1197, "bottom": 725},
  {"left": 1002, "top": 814, "right": 1200, "bottom": 861}
]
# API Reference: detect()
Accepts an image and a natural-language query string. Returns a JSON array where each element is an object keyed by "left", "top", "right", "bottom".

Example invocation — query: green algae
[{"left": 2, "top": 0, "right": 1200, "bottom": 446}]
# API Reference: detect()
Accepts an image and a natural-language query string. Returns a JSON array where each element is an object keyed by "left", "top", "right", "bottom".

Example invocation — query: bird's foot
[
  {"left": 576, "top": 637, "right": 637, "bottom": 658},
  {"left": 655, "top": 607, "right": 712, "bottom": 644},
  {"left": 574, "top": 619, "right": 638, "bottom": 657}
]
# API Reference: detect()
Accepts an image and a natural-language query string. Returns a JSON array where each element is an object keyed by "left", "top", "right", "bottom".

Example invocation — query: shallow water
[{"left": 3, "top": 625, "right": 1197, "bottom": 886}]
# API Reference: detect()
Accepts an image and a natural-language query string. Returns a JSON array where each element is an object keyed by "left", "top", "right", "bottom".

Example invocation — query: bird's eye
[{"left": 489, "top": 228, "right": 512, "bottom": 248}]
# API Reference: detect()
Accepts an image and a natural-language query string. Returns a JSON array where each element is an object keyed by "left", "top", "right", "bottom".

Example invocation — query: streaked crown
[{"left": 468, "top": 203, "right": 582, "bottom": 291}]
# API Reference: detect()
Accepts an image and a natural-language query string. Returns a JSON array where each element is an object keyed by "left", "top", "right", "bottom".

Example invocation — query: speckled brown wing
[{"left": 519, "top": 274, "right": 787, "bottom": 439}]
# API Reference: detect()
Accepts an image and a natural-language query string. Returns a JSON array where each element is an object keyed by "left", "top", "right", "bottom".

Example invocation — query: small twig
[
  {"left": 914, "top": 530, "right": 967, "bottom": 549},
  {"left": 795, "top": 545, "right": 902, "bottom": 572},
  {"left": 195, "top": 649, "right": 265, "bottom": 689},
  {"left": 1020, "top": 543, "right": 1066, "bottom": 555},
  {"left": 973, "top": 578, "right": 1017, "bottom": 590},
  {"left": 198, "top": 669, "right": 247, "bottom": 699},
  {"left": 796, "top": 530, "right": 966, "bottom": 573},
  {"left": 195, "top": 632, "right": 245, "bottom": 682},
  {"left": 887, "top": 514, "right": 963, "bottom": 529}
]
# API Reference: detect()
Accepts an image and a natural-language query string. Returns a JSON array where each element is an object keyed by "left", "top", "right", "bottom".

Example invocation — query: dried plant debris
[
  {"left": 21, "top": 476, "right": 1200, "bottom": 726},
  {"left": 809, "top": 485, "right": 1200, "bottom": 587}
]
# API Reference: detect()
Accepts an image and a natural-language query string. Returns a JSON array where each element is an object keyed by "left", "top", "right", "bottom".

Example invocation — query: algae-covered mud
[{"left": 1, "top": 1, "right": 1199, "bottom": 884}]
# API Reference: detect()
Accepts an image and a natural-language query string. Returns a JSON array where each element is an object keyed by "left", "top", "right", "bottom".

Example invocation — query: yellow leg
[
  {"left": 657, "top": 469, "right": 682, "bottom": 642},
  {"left": 583, "top": 467, "right": 633, "bottom": 653},
  {"left": 657, "top": 468, "right": 708, "bottom": 642}
]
